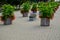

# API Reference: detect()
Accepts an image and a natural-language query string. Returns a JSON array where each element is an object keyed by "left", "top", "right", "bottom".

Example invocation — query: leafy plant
[
  {"left": 21, "top": 2, "right": 30, "bottom": 13},
  {"left": 38, "top": 3, "right": 54, "bottom": 18},
  {"left": 31, "top": 3, "right": 37, "bottom": 11},
  {"left": 40, "top": 6, "right": 54, "bottom": 18},
  {"left": 38, "top": 2, "right": 59, "bottom": 19},
  {"left": 2, "top": 4, "right": 15, "bottom": 20}
]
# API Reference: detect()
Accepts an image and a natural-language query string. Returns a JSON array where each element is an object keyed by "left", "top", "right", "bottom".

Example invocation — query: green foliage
[
  {"left": 21, "top": 2, "right": 30, "bottom": 12},
  {"left": 48, "top": 2, "right": 59, "bottom": 8},
  {"left": 2, "top": 4, "right": 15, "bottom": 20},
  {"left": 20, "top": 0, "right": 30, "bottom": 4},
  {"left": 38, "top": 2, "right": 59, "bottom": 18},
  {"left": 31, "top": 3, "right": 37, "bottom": 10},
  {"left": 39, "top": 6, "right": 54, "bottom": 18}
]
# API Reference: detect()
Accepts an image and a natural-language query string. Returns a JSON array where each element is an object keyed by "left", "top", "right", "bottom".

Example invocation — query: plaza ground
[{"left": 0, "top": 6, "right": 60, "bottom": 40}]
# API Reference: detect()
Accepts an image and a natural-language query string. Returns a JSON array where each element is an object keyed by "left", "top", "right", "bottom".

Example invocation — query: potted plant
[
  {"left": 20, "top": 2, "right": 30, "bottom": 17},
  {"left": 1, "top": 4, "right": 15, "bottom": 25},
  {"left": 39, "top": 5, "right": 54, "bottom": 26},
  {"left": 31, "top": 3, "right": 37, "bottom": 13},
  {"left": 29, "top": 3, "right": 37, "bottom": 21}
]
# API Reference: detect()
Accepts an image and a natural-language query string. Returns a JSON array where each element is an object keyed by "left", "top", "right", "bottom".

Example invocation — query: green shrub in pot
[
  {"left": 29, "top": 3, "right": 37, "bottom": 21},
  {"left": 39, "top": 5, "right": 54, "bottom": 26},
  {"left": 20, "top": 2, "right": 30, "bottom": 17},
  {"left": 31, "top": 3, "right": 38, "bottom": 12},
  {"left": 1, "top": 4, "right": 15, "bottom": 25},
  {"left": 39, "top": 6, "right": 54, "bottom": 18}
]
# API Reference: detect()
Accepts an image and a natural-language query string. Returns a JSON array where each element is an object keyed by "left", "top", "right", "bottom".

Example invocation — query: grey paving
[{"left": 0, "top": 6, "right": 60, "bottom": 40}]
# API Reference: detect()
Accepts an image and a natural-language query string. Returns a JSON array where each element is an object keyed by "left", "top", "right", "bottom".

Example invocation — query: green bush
[
  {"left": 39, "top": 6, "right": 54, "bottom": 18},
  {"left": 2, "top": 4, "right": 15, "bottom": 20},
  {"left": 31, "top": 3, "right": 37, "bottom": 10},
  {"left": 21, "top": 2, "right": 30, "bottom": 13},
  {"left": 31, "top": 3, "right": 38, "bottom": 12},
  {"left": 38, "top": 2, "right": 59, "bottom": 18}
]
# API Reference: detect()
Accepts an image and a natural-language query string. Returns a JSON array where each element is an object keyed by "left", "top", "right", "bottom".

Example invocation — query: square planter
[
  {"left": 29, "top": 13, "right": 36, "bottom": 21},
  {"left": 29, "top": 17, "right": 36, "bottom": 21},
  {"left": 29, "top": 18, "right": 34, "bottom": 21},
  {"left": 29, "top": 16, "right": 34, "bottom": 21},
  {"left": 41, "top": 18, "right": 50, "bottom": 26},
  {"left": 23, "top": 13, "right": 28, "bottom": 17},
  {"left": 4, "top": 18, "right": 12, "bottom": 25}
]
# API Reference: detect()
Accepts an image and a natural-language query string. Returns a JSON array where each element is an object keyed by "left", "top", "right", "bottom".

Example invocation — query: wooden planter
[{"left": 41, "top": 18, "right": 50, "bottom": 26}]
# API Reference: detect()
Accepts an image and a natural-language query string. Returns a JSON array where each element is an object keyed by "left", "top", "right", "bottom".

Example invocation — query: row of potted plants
[
  {"left": 20, "top": 2, "right": 31, "bottom": 17},
  {"left": 20, "top": 2, "right": 59, "bottom": 17},
  {"left": 0, "top": 2, "right": 59, "bottom": 26},
  {"left": 20, "top": 2, "right": 59, "bottom": 26}
]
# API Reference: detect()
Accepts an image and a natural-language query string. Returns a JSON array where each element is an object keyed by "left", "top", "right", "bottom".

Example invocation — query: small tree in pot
[
  {"left": 48, "top": 2, "right": 59, "bottom": 12},
  {"left": 31, "top": 3, "right": 37, "bottom": 13},
  {"left": 20, "top": 2, "right": 30, "bottom": 17},
  {"left": 1, "top": 4, "right": 15, "bottom": 25},
  {"left": 29, "top": 3, "right": 37, "bottom": 21},
  {"left": 39, "top": 6, "right": 54, "bottom": 26}
]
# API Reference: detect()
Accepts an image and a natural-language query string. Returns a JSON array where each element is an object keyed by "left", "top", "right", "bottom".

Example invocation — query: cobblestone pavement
[{"left": 0, "top": 6, "right": 60, "bottom": 40}]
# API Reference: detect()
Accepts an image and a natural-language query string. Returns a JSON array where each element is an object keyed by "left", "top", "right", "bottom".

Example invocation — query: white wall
[{"left": 55, "top": 0, "right": 60, "bottom": 1}]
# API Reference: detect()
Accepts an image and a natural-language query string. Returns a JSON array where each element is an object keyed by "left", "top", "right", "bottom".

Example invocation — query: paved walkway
[{"left": 0, "top": 6, "right": 60, "bottom": 40}]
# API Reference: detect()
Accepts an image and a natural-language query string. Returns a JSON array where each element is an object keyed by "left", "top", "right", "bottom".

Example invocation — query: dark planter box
[
  {"left": 29, "top": 16, "right": 34, "bottom": 21},
  {"left": 41, "top": 18, "right": 50, "bottom": 26},
  {"left": 23, "top": 13, "right": 28, "bottom": 17},
  {"left": 29, "top": 13, "right": 36, "bottom": 21},
  {"left": 4, "top": 18, "right": 12, "bottom": 25},
  {"left": 29, "top": 18, "right": 34, "bottom": 21}
]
